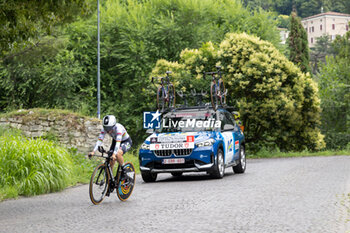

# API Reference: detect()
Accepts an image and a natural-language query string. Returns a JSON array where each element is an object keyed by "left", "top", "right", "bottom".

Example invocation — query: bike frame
[{"left": 94, "top": 150, "right": 120, "bottom": 190}]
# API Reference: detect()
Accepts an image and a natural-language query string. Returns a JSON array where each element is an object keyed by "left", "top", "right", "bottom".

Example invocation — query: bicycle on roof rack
[
  {"left": 152, "top": 71, "right": 176, "bottom": 112},
  {"left": 203, "top": 66, "right": 227, "bottom": 111}
]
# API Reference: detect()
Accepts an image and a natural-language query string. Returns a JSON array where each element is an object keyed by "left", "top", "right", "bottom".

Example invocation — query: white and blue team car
[{"left": 139, "top": 106, "right": 246, "bottom": 182}]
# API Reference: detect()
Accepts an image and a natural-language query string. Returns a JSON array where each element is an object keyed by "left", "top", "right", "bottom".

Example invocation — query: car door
[
  {"left": 220, "top": 111, "right": 235, "bottom": 164},
  {"left": 226, "top": 112, "right": 244, "bottom": 161}
]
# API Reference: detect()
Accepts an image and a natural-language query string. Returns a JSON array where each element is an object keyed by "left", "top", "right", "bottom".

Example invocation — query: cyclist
[{"left": 88, "top": 115, "right": 132, "bottom": 180}]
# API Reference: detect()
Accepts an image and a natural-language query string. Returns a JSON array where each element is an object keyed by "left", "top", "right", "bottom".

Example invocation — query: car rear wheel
[
  {"left": 233, "top": 144, "right": 246, "bottom": 173},
  {"left": 211, "top": 148, "right": 225, "bottom": 179},
  {"left": 141, "top": 171, "right": 157, "bottom": 182}
]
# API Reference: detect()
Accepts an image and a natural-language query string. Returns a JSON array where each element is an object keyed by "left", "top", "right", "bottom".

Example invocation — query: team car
[{"left": 139, "top": 106, "right": 246, "bottom": 182}]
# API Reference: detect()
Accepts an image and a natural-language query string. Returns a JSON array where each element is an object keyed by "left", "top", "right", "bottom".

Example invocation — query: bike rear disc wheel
[
  {"left": 89, "top": 164, "right": 110, "bottom": 205},
  {"left": 116, "top": 162, "right": 136, "bottom": 201}
]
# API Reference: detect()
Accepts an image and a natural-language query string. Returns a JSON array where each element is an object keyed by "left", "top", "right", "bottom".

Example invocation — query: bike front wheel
[
  {"left": 218, "top": 79, "right": 226, "bottom": 106},
  {"left": 210, "top": 82, "right": 218, "bottom": 110},
  {"left": 167, "top": 83, "right": 176, "bottom": 109},
  {"left": 89, "top": 164, "right": 110, "bottom": 205},
  {"left": 157, "top": 86, "right": 165, "bottom": 112},
  {"left": 116, "top": 162, "right": 136, "bottom": 202}
]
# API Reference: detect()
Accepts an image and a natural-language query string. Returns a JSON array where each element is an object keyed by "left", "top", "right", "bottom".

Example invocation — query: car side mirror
[
  {"left": 146, "top": 129, "right": 154, "bottom": 134},
  {"left": 223, "top": 124, "right": 234, "bottom": 131}
]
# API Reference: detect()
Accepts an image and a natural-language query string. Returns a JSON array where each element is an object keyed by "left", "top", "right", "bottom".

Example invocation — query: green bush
[
  {"left": 0, "top": 0, "right": 281, "bottom": 145},
  {"left": 0, "top": 124, "right": 140, "bottom": 201},
  {"left": 0, "top": 134, "right": 74, "bottom": 197},
  {"left": 152, "top": 33, "right": 325, "bottom": 152}
]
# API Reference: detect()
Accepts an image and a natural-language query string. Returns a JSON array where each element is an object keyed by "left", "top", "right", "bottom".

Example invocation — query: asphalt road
[{"left": 0, "top": 156, "right": 349, "bottom": 233}]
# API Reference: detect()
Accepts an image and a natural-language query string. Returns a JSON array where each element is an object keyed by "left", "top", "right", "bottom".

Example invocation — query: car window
[
  {"left": 220, "top": 112, "right": 234, "bottom": 130},
  {"left": 225, "top": 112, "right": 236, "bottom": 126}
]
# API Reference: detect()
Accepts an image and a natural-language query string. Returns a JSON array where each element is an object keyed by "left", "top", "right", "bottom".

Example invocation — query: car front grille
[
  {"left": 154, "top": 149, "right": 172, "bottom": 157},
  {"left": 174, "top": 148, "right": 192, "bottom": 156},
  {"left": 153, "top": 148, "right": 193, "bottom": 157}
]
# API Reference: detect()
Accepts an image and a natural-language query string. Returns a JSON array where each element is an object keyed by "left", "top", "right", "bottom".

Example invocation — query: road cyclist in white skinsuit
[{"left": 88, "top": 115, "right": 132, "bottom": 180}]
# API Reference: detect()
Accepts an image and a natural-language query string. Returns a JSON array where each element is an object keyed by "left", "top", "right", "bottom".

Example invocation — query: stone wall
[{"left": 0, "top": 110, "right": 112, "bottom": 154}]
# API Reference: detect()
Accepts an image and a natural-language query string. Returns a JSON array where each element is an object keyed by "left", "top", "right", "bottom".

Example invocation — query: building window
[
  {"left": 311, "top": 38, "right": 313, "bottom": 43},
  {"left": 332, "top": 24, "right": 335, "bottom": 30},
  {"left": 320, "top": 19, "right": 322, "bottom": 22},
  {"left": 320, "top": 25, "right": 322, "bottom": 30},
  {"left": 312, "top": 26, "right": 314, "bottom": 32},
  {"left": 347, "top": 25, "right": 349, "bottom": 31}
]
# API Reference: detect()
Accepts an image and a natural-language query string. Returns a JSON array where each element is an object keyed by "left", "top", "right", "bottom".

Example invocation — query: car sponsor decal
[
  {"left": 151, "top": 135, "right": 195, "bottom": 143},
  {"left": 235, "top": 140, "right": 239, "bottom": 151},
  {"left": 228, "top": 139, "right": 233, "bottom": 152},
  {"left": 220, "top": 132, "right": 234, "bottom": 164},
  {"left": 150, "top": 142, "right": 194, "bottom": 150},
  {"left": 150, "top": 137, "right": 157, "bottom": 143},
  {"left": 187, "top": 135, "right": 194, "bottom": 142}
]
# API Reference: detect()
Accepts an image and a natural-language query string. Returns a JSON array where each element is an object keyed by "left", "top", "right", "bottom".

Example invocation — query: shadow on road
[{"left": 154, "top": 170, "right": 236, "bottom": 183}]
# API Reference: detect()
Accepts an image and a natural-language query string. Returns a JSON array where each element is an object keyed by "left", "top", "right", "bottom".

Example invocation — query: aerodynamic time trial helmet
[{"left": 102, "top": 115, "right": 116, "bottom": 131}]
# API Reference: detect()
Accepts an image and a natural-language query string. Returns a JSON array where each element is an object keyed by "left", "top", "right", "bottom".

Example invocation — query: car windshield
[{"left": 156, "top": 110, "right": 220, "bottom": 133}]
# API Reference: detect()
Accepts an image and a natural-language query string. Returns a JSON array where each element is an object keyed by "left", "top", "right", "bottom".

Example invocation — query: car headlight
[
  {"left": 196, "top": 139, "right": 215, "bottom": 147},
  {"left": 141, "top": 143, "right": 150, "bottom": 150}
]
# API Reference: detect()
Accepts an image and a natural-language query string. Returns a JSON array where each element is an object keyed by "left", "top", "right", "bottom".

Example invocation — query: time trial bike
[{"left": 89, "top": 146, "right": 135, "bottom": 205}]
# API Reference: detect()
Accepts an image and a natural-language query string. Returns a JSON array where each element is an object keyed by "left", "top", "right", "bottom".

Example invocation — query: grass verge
[
  {"left": 0, "top": 125, "right": 140, "bottom": 201},
  {"left": 249, "top": 148, "right": 350, "bottom": 159}
]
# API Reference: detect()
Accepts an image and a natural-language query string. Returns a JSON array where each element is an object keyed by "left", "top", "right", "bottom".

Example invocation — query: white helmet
[{"left": 102, "top": 115, "right": 116, "bottom": 131}]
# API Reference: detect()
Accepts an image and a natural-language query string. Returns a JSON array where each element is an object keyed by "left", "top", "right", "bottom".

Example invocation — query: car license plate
[{"left": 162, "top": 158, "right": 185, "bottom": 164}]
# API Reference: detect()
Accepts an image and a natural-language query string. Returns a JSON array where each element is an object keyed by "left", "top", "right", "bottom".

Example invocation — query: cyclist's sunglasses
[{"left": 103, "top": 126, "right": 114, "bottom": 132}]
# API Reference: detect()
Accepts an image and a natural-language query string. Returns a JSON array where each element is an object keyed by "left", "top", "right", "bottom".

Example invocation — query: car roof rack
[{"left": 159, "top": 104, "right": 236, "bottom": 115}]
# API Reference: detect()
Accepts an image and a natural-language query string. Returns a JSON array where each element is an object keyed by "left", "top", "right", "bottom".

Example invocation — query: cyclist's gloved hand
[
  {"left": 88, "top": 152, "right": 94, "bottom": 159},
  {"left": 108, "top": 150, "right": 114, "bottom": 157}
]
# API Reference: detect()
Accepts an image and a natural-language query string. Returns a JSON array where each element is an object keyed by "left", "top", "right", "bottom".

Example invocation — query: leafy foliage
[
  {"left": 317, "top": 30, "right": 350, "bottom": 149},
  {"left": 242, "top": 0, "right": 350, "bottom": 18},
  {"left": 152, "top": 33, "right": 325, "bottom": 151},
  {"left": 0, "top": 0, "right": 94, "bottom": 56},
  {"left": 288, "top": 12, "right": 311, "bottom": 74},
  {"left": 310, "top": 35, "right": 334, "bottom": 74},
  {"left": 0, "top": 0, "right": 281, "bottom": 144}
]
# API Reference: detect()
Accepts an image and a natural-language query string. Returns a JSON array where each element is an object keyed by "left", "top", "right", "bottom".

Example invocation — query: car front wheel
[
  {"left": 233, "top": 144, "right": 246, "bottom": 173},
  {"left": 211, "top": 148, "right": 225, "bottom": 179}
]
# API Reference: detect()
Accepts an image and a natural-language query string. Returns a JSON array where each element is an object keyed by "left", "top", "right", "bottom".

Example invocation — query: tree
[
  {"left": 0, "top": 0, "right": 94, "bottom": 57},
  {"left": 310, "top": 35, "right": 333, "bottom": 74},
  {"left": 317, "top": 29, "right": 350, "bottom": 149},
  {"left": 0, "top": 0, "right": 281, "bottom": 145},
  {"left": 152, "top": 33, "right": 325, "bottom": 152},
  {"left": 288, "top": 11, "right": 311, "bottom": 74}
]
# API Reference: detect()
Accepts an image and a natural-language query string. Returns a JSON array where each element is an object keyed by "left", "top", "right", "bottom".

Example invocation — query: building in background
[
  {"left": 278, "top": 28, "right": 289, "bottom": 44},
  {"left": 301, "top": 12, "right": 350, "bottom": 47}
]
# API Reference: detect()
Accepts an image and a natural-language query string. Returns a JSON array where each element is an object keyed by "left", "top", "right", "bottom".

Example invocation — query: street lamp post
[{"left": 97, "top": 0, "right": 101, "bottom": 119}]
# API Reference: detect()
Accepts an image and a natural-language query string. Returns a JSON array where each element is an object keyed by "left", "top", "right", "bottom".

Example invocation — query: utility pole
[{"left": 97, "top": 0, "right": 101, "bottom": 119}]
